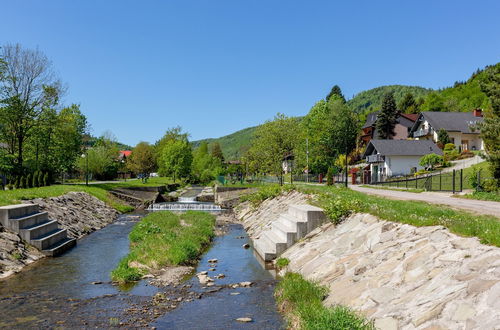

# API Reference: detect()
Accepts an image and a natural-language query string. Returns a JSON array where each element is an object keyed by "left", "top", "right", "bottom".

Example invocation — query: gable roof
[
  {"left": 363, "top": 139, "right": 443, "bottom": 158},
  {"left": 412, "top": 112, "right": 483, "bottom": 134},
  {"left": 362, "top": 111, "right": 417, "bottom": 130}
]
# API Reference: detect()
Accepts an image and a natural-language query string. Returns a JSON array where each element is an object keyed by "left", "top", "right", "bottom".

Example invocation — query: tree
[
  {"left": 155, "top": 127, "right": 189, "bottom": 176},
  {"left": 376, "top": 91, "right": 398, "bottom": 139},
  {"left": 398, "top": 92, "right": 419, "bottom": 114},
  {"left": 246, "top": 114, "right": 300, "bottom": 183},
  {"left": 192, "top": 142, "right": 222, "bottom": 183},
  {"left": 479, "top": 64, "right": 500, "bottom": 188},
  {"left": 326, "top": 85, "right": 346, "bottom": 103},
  {"left": 326, "top": 99, "right": 359, "bottom": 160},
  {"left": 0, "top": 44, "right": 62, "bottom": 174},
  {"left": 127, "top": 142, "right": 156, "bottom": 180},
  {"left": 437, "top": 128, "right": 451, "bottom": 147},
  {"left": 211, "top": 142, "right": 225, "bottom": 163},
  {"left": 77, "top": 134, "right": 120, "bottom": 180},
  {"left": 419, "top": 153, "right": 443, "bottom": 170},
  {"left": 161, "top": 139, "right": 192, "bottom": 182}
]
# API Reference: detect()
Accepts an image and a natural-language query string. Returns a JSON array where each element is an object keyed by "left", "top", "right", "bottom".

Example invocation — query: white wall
[{"left": 385, "top": 155, "right": 423, "bottom": 176}]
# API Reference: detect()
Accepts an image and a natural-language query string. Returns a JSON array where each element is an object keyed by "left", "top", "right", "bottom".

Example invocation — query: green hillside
[
  {"left": 420, "top": 63, "right": 498, "bottom": 112},
  {"left": 347, "top": 85, "right": 433, "bottom": 114},
  {"left": 192, "top": 126, "right": 257, "bottom": 160}
]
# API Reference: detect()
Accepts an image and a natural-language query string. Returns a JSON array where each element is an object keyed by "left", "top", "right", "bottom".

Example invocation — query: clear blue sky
[{"left": 2, "top": 0, "right": 499, "bottom": 146}]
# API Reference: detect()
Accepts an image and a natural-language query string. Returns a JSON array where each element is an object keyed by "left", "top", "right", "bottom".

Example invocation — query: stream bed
[{"left": 0, "top": 212, "right": 283, "bottom": 329}]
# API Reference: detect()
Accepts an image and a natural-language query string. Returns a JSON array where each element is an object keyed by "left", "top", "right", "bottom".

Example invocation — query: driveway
[{"left": 350, "top": 185, "right": 500, "bottom": 218}]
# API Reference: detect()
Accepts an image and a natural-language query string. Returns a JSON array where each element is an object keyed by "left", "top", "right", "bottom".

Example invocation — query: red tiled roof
[{"left": 120, "top": 150, "right": 132, "bottom": 157}]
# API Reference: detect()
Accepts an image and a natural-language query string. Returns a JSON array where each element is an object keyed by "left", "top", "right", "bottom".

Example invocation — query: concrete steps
[
  {"left": 0, "top": 204, "right": 76, "bottom": 257},
  {"left": 253, "top": 204, "right": 326, "bottom": 261}
]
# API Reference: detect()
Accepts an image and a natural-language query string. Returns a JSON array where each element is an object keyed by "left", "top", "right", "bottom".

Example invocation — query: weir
[{"left": 148, "top": 202, "right": 222, "bottom": 212}]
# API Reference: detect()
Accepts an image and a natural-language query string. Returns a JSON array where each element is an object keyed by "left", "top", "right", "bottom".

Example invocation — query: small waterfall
[
  {"left": 148, "top": 202, "right": 222, "bottom": 212},
  {"left": 178, "top": 196, "right": 197, "bottom": 203}
]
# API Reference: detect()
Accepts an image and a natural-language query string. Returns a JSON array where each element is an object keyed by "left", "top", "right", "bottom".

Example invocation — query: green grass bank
[
  {"left": 111, "top": 211, "right": 215, "bottom": 283},
  {"left": 275, "top": 272, "right": 374, "bottom": 330}
]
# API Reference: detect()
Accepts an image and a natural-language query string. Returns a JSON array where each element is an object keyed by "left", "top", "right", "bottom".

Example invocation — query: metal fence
[{"left": 371, "top": 169, "right": 467, "bottom": 193}]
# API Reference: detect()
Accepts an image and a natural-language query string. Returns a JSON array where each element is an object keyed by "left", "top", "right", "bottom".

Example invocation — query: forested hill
[
  {"left": 347, "top": 85, "right": 433, "bottom": 114},
  {"left": 419, "top": 62, "right": 498, "bottom": 112},
  {"left": 192, "top": 62, "right": 499, "bottom": 160},
  {"left": 191, "top": 126, "right": 257, "bottom": 160}
]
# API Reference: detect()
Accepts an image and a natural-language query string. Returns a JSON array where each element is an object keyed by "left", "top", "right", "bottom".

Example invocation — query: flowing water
[{"left": 0, "top": 208, "right": 283, "bottom": 328}]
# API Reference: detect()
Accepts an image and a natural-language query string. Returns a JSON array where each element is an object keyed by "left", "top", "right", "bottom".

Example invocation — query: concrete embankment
[
  {"left": 236, "top": 191, "right": 500, "bottom": 329},
  {"left": 0, "top": 192, "right": 119, "bottom": 279}
]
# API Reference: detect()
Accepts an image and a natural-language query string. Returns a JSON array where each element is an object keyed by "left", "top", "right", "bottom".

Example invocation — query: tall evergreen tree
[
  {"left": 210, "top": 142, "right": 224, "bottom": 163},
  {"left": 376, "top": 91, "right": 398, "bottom": 139},
  {"left": 398, "top": 92, "right": 419, "bottom": 114},
  {"left": 325, "top": 85, "right": 346, "bottom": 103}
]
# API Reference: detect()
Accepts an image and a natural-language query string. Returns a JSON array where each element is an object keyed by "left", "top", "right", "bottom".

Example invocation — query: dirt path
[{"left": 350, "top": 185, "right": 500, "bottom": 218}]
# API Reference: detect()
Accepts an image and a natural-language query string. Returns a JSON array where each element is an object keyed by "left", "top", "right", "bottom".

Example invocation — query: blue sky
[{"left": 2, "top": 1, "right": 499, "bottom": 146}]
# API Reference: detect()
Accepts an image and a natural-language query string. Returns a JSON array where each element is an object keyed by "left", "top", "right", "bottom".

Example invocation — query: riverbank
[
  {"left": 236, "top": 188, "right": 500, "bottom": 329},
  {"left": 0, "top": 191, "right": 120, "bottom": 279}
]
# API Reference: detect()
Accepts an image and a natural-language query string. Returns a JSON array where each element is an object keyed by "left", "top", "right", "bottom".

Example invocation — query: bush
[
  {"left": 32, "top": 172, "right": 38, "bottom": 187},
  {"left": 468, "top": 165, "right": 483, "bottom": 191},
  {"left": 276, "top": 257, "right": 290, "bottom": 269},
  {"left": 443, "top": 143, "right": 456, "bottom": 152},
  {"left": 326, "top": 167, "right": 334, "bottom": 186},
  {"left": 419, "top": 153, "right": 443, "bottom": 170},
  {"left": 321, "top": 192, "right": 362, "bottom": 224},
  {"left": 37, "top": 171, "right": 43, "bottom": 187},
  {"left": 14, "top": 177, "right": 20, "bottom": 189},
  {"left": 20, "top": 176, "right": 27, "bottom": 189},
  {"left": 444, "top": 143, "right": 459, "bottom": 161},
  {"left": 43, "top": 173, "right": 49, "bottom": 186},
  {"left": 26, "top": 173, "right": 32, "bottom": 188}
]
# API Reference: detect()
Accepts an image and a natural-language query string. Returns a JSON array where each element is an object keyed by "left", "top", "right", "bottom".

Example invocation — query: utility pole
[
  {"left": 345, "top": 145, "right": 348, "bottom": 188},
  {"left": 306, "top": 137, "right": 309, "bottom": 183}
]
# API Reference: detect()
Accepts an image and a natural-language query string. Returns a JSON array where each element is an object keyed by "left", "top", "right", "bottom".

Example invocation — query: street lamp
[{"left": 81, "top": 152, "right": 89, "bottom": 186}]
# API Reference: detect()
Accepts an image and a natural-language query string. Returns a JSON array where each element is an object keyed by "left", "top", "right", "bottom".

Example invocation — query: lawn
[
  {"left": 298, "top": 185, "right": 500, "bottom": 247},
  {"left": 275, "top": 272, "right": 374, "bottom": 330},
  {"left": 111, "top": 211, "right": 215, "bottom": 283},
  {"left": 0, "top": 184, "right": 134, "bottom": 212}
]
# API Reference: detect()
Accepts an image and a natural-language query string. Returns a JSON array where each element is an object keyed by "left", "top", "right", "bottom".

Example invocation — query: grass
[
  {"left": 458, "top": 191, "right": 500, "bottom": 202},
  {"left": 240, "top": 184, "right": 296, "bottom": 206},
  {"left": 299, "top": 185, "right": 500, "bottom": 247},
  {"left": 276, "top": 257, "right": 290, "bottom": 269},
  {"left": 111, "top": 211, "right": 215, "bottom": 283},
  {"left": 275, "top": 272, "right": 374, "bottom": 330},
  {"left": 359, "top": 185, "right": 424, "bottom": 193},
  {"left": 0, "top": 184, "right": 134, "bottom": 212}
]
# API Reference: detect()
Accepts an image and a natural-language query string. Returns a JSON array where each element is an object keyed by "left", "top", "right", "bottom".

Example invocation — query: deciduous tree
[{"left": 127, "top": 142, "right": 156, "bottom": 178}]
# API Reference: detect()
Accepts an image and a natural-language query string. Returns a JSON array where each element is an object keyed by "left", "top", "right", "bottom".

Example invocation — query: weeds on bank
[
  {"left": 111, "top": 211, "right": 215, "bottom": 283},
  {"left": 240, "top": 184, "right": 295, "bottom": 206},
  {"left": 275, "top": 272, "right": 374, "bottom": 330},
  {"left": 457, "top": 191, "right": 500, "bottom": 203},
  {"left": 300, "top": 185, "right": 500, "bottom": 247},
  {"left": 276, "top": 257, "right": 290, "bottom": 269}
]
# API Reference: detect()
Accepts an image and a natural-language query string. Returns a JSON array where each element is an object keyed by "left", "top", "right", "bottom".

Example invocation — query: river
[{"left": 0, "top": 211, "right": 283, "bottom": 328}]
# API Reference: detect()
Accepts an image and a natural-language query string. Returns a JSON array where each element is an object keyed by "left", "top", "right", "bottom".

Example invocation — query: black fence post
[
  {"left": 406, "top": 175, "right": 408, "bottom": 189},
  {"left": 416, "top": 176, "right": 418, "bottom": 189},
  {"left": 439, "top": 171, "right": 442, "bottom": 191},
  {"left": 452, "top": 170, "right": 456, "bottom": 194},
  {"left": 460, "top": 169, "right": 463, "bottom": 192}
]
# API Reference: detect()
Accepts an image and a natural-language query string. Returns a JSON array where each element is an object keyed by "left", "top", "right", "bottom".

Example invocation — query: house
[
  {"left": 360, "top": 111, "right": 418, "bottom": 145},
  {"left": 410, "top": 110, "right": 484, "bottom": 151},
  {"left": 363, "top": 139, "right": 443, "bottom": 182},
  {"left": 118, "top": 150, "right": 132, "bottom": 161}
]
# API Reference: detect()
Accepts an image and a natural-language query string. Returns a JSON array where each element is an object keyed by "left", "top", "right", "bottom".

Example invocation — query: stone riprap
[
  {"left": 236, "top": 191, "right": 500, "bottom": 329},
  {"left": 0, "top": 226, "right": 44, "bottom": 278},
  {"left": 1, "top": 192, "right": 119, "bottom": 278},
  {"left": 25, "top": 191, "right": 119, "bottom": 239},
  {"left": 234, "top": 190, "right": 309, "bottom": 238},
  {"left": 279, "top": 213, "right": 500, "bottom": 329}
]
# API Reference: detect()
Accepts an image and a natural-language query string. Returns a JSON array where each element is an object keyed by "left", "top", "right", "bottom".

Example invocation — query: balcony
[
  {"left": 366, "top": 154, "right": 384, "bottom": 163},
  {"left": 413, "top": 128, "right": 430, "bottom": 138}
]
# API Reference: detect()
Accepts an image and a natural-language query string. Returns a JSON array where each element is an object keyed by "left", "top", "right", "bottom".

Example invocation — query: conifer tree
[
  {"left": 211, "top": 142, "right": 225, "bottom": 163},
  {"left": 376, "top": 91, "right": 398, "bottom": 139},
  {"left": 326, "top": 85, "right": 346, "bottom": 103}
]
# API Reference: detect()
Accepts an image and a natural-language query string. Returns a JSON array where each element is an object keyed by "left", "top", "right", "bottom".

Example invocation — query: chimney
[{"left": 473, "top": 108, "right": 483, "bottom": 117}]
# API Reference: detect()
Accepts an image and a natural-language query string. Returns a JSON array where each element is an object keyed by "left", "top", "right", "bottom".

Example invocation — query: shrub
[
  {"left": 32, "top": 172, "right": 38, "bottom": 187},
  {"left": 443, "top": 143, "right": 456, "bottom": 152},
  {"left": 326, "top": 167, "right": 334, "bottom": 186},
  {"left": 276, "top": 257, "right": 290, "bottom": 269},
  {"left": 26, "top": 173, "right": 32, "bottom": 188},
  {"left": 458, "top": 150, "right": 474, "bottom": 160},
  {"left": 37, "top": 171, "right": 43, "bottom": 187},
  {"left": 43, "top": 173, "right": 49, "bottom": 186},
  {"left": 468, "top": 165, "right": 483, "bottom": 191},
  {"left": 419, "top": 153, "right": 443, "bottom": 170},
  {"left": 20, "top": 176, "right": 27, "bottom": 189},
  {"left": 321, "top": 193, "right": 362, "bottom": 224}
]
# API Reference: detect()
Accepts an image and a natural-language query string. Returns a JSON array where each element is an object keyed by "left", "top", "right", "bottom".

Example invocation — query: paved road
[{"left": 350, "top": 185, "right": 500, "bottom": 218}]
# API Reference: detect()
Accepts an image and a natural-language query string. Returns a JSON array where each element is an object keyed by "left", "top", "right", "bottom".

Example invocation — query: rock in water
[
  {"left": 242, "top": 243, "right": 250, "bottom": 249},
  {"left": 236, "top": 317, "right": 253, "bottom": 323}
]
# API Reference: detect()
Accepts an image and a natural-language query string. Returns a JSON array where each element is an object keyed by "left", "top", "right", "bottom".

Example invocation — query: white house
[
  {"left": 363, "top": 139, "right": 443, "bottom": 182},
  {"left": 410, "top": 110, "right": 484, "bottom": 151}
]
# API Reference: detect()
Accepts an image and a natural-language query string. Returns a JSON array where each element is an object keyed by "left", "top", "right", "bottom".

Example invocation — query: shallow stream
[{"left": 0, "top": 212, "right": 283, "bottom": 328}]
